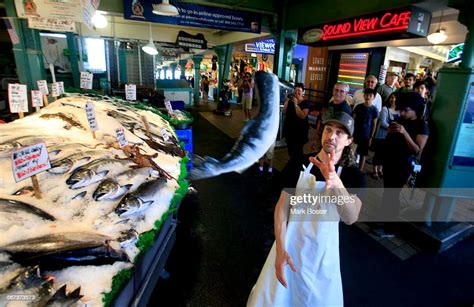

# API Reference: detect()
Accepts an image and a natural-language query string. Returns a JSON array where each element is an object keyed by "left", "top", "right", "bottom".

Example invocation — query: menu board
[{"left": 336, "top": 53, "right": 369, "bottom": 95}]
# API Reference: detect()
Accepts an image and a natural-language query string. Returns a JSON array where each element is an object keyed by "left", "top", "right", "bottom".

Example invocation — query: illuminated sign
[
  {"left": 299, "top": 6, "right": 431, "bottom": 45},
  {"left": 245, "top": 38, "right": 275, "bottom": 54},
  {"left": 447, "top": 43, "right": 464, "bottom": 64}
]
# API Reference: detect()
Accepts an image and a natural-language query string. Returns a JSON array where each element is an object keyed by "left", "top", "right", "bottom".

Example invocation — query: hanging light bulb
[
  {"left": 427, "top": 10, "right": 448, "bottom": 45},
  {"left": 92, "top": 11, "right": 108, "bottom": 29},
  {"left": 142, "top": 23, "right": 158, "bottom": 55},
  {"left": 152, "top": 0, "right": 179, "bottom": 16}
]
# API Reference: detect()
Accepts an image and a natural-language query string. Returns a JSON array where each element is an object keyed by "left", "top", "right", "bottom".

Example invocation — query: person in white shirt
[{"left": 352, "top": 75, "right": 382, "bottom": 113}]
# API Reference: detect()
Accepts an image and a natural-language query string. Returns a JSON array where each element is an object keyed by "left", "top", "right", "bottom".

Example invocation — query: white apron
[{"left": 247, "top": 164, "right": 343, "bottom": 307}]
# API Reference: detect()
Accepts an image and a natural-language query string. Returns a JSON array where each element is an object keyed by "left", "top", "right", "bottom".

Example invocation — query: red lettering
[
  {"left": 380, "top": 12, "right": 392, "bottom": 28},
  {"left": 323, "top": 22, "right": 351, "bottom": 39},
  {"left": 380, "top": 11, "right": 411, "bottom": 28},
  {"left": 399, "top": 12, "right": 411, "bottom": 26}
]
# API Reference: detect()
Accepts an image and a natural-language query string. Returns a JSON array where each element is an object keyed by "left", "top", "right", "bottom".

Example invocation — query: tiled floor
[{"left": 194, "top": 102, "right": 473, "bottom": 261}]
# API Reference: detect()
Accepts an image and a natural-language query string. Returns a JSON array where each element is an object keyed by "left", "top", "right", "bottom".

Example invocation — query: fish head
[
  {"left": 66, "top": 169, "right": 93, "bottom": 189},
  {"left": 92, "top": 179, "right": 118, "bottom": 201},
  {"left": 49, "top": 159, "right": 74, "bottom": 174},
  {"left": 115, "top": 195, "right": 141, "bottom": 218},
  {"left": 118, "top": 229, "right": 139, "bottom": 248}
]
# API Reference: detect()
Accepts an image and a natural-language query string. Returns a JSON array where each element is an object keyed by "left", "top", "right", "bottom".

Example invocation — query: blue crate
[{"left": 175, "top": 128, "right": 193, "bottom": 170}]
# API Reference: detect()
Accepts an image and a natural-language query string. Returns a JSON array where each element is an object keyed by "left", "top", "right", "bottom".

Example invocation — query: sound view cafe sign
[{"left": 299, "top": 6, "right": 431, "bottom": 46}]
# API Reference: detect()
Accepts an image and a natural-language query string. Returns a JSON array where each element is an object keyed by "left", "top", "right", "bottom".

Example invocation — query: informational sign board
[
  {"left": 28, "top": 17, "right": 75, "bottom": 32},
  {"left": 31, "top": 90, "right": 43, "bottom": 107},
  {"left": 8, "top": 83, "right": 28, "bottom": 113},
  {"left": 125, "top": 84, "right": 137, "bottom": 101},
  {"left": 160, "top": 127, "right": 170, "bottom": 142},
  {"left": 245, "top": 38, "right": 275, "bottom": 54},
  {"left": 85, "top": 102, "right": 98, "bottom": 132},
  {"left": 124, "top": 1, "right": 262, "bottom": 34},
  {"left": 51, "top": 82, "right": 61, "bottom": 97},
  {"left": 58, "top": 81, "right": 65, "bottom": 94},
  {"left": 15, "top": 0, "right": 84, "bottom": 23},
  {"left": 176, "top": 31, "right": 207, "bottom": 49},
  {"left": 80, "top": 72, "right": 93, "bottom": 90},
  {"left": 115, "top": 128, "right": 128, "bottom": 147},
  {"left": 12, "top": 142, "right": 51, "bottom": 182},
  {"left": 451, "top": 83, "right": 474, "bottom": 168},
  {"left": 37, "top": 80, "right": 49, "bottom": 95}
]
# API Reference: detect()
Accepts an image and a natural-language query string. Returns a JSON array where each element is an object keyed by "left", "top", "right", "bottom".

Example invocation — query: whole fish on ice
[
  {"left": 114, "top": 178, "right": 167, "bottom": 218},
  {"left": 92, "top": 179, "right": 133, "bottom": 201},
  {"left": 0, "top": 198, "right": 55, "bottom": 221},
  {"left": 189, "top": 71, "right": 279, "bottom": 180}
]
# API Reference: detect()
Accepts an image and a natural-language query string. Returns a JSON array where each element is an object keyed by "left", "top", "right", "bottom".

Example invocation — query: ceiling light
[
  {"left": 152, "top": 0, "right": 179, "bottom": 16},
  {"left": 250, "top": 53, "right": 257, "bottom": 58},
  {"left": 427, "top": 29, "right": 447, "bottom": 45},
  {"left": 92, "top": 12, "right": 108, "bottom": 29},
  {"left": 427, "top": 10, "right": 447, "bottom": 45},
  {"left": 142, "top": 23, "right": 158, "bottom": 55}
]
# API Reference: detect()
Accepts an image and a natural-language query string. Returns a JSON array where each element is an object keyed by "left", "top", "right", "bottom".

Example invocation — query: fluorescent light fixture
[
  {"left": 142, "top": 23, "right": 158, "bottom": 55},
  {"left": 92, "top": 12, "right": 108, "bottom": 29},
  {"left": 39, "top": 33, "right": 67, "bottom": 38},
  {"left": 152, "top": 0, "right": 179, "bottom": 16},
  {"left": 427, "top": 29, "right": 447, "bottom": 45}
]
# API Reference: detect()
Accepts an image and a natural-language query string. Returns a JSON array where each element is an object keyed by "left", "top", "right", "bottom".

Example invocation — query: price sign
[
  {"left": 115, "top": 128, "right": 128, "bottom": 147},
  {"left": 51, "top": 82, "right": 61, "bottom": 97},
  {"left": 85, "top": 102, "right": 98, "bottom": 131},
  {"left": 31, "top": 90, "right": 43, "bottom": 107},
  {"left": 80, "top": 71, "right": 93, "bottom": 89},
  {"left": 37, "top": 80, "right": 49, "bottom": 95},
  {"left": 164, "top": 101, "right": 173, "bottom": 113},
  {"left": 12, "top": 142, "right": 51, "bottom": 182},
  {"left": 8, "top": 83, "right": 28, "bottom": 113},
  {"left": 125, "top": 84, "right": 136, "bottom": 101},
  {"left": 58, "top": 81, "right": 65, "bottom": 94},
  {"left": 160, "top": 127, "right": 170, "bottom": 142}
]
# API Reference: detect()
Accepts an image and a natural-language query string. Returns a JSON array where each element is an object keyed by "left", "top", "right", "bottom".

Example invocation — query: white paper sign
[
  {"left": 31, "top": 90, "right": 43, "bottom": 107},
  {"left": 8, "top": 83, "right": 28, "bottom": 113},
  {"left": 28, "top": 17, "right": 75, "bottom": 32},
  {"left": 37, "top": 80, "right": 49, "bottom": 95},
  {"left": 58, "top": 81, "right": 65, "bottom": 94},
  {"left": 160, "top": 127, "right": 170, "bottom": 142},
  {"left": 80, "top": 72, "right": 93, "bottom": 89},
  {"left": 85, "top": 102, "right": 98, "bottom": 132},
  {"left": 115, "top": 128, "right": 128, "bottom": 147},
  {"left": 164, "top": 101, "right": 173, "bottom": 113},
  {"left": 51, "top": 82, "right": 61, "bottom": 97},
  {"left": 5, "top": 18, "right": 20, "bottom": 45},
  {"left": 125, "top": 84, "right": 137, "bottom": 101},
  {"left": 12, "top": 142, "right": 51, "bottom": 182}
]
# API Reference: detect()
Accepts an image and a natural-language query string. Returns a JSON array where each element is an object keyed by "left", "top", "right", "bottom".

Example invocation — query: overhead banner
[
  {"left": 28, "top": 17, "right": 75, "bottom": 32},
  {"left": 245, "top": 38, "right": 275, "bottom": 54},
  {"left": 299, "top": 6, "right": 431, "bottom": 46},
  {"left": 124, "top": 0, "right": 262, "bottom": 33}
]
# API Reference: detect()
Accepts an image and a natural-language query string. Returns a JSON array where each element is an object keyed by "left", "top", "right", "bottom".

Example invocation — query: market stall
[{"left": 0, "top": 92, "right": 189, "bottom": 306}]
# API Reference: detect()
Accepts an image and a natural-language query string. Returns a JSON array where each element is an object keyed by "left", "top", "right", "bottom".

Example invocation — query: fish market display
[
  {"left": 190, "top": 71, "right": 280, "bottom": 180},
  {"left": 0, "top": 93, "right": 187, "bottom": 306}
]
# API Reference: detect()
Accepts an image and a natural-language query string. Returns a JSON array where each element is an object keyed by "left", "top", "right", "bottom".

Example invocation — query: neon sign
[
  {"left": 245, "top": 38, "right": 275, "bottom": 54},
  {"left": 322, "top": 11, "right": 411, "bottom": 40},
  {"left": 299, "top": 6, "right": 431, "bottom": 45},
  {"left": 447, "top": 43, "right": 464, "bottom": 64}
]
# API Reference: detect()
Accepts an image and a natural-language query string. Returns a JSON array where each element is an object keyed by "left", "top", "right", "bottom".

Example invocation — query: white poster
[
  {"left": 8, "top": 83, "right": 28, "bottom": 113},
  {"left": 12, "top": 142, "right": 51, "bottom": 182},
  {"left": 31, "top": 90, "right": 43, "bottom": 107},
  {"left": 115, "top": 128, "right": 128, "bottom": 147},
  {"left": 51, "top": 82, "right": 61, "bottom": 97},
  {"left": 15, "top": 0, "right": 84, "bottom": 23}
]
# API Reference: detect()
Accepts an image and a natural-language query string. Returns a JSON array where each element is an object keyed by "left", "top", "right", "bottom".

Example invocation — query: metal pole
[
  {"left": 138, "top": 43, "right": 143, "bottom": 85},
  {"left": 116, "top": 40, "right": 121, "bottom": 85}
]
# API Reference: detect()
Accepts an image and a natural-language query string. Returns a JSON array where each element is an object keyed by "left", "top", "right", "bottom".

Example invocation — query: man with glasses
[
  {"left": 353, "top": 75, "right": 382, "bottom": 113},
  {"left": 327, "top": 82, "right": 352, "bottom": 116}
]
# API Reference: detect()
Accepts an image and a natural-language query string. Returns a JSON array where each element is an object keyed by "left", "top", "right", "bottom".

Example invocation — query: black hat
[{"left": 323, "top": 112, "right": 354, "bottom": 136}]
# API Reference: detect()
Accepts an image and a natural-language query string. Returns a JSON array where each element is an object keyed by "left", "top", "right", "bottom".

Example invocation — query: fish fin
[
  {"left": 97, "top": 170, "right": 110, "bottom": 177},
  {"left": 72, "top": 191, "right": 87, "bottom": 200},
  {"left": 189, "top": 156, "right": 220, "bottom": 180},
  {"left": 143, "top": 200, "right": 154, "bottom": 207}
]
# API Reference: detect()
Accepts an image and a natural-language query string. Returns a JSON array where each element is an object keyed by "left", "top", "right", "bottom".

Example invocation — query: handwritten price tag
[
  {"left": 37, "top": 80, "right": 49, "bottom": 95},
  {"left": 164, "top": 101, "right": 173, "bottom": 113},
  {"left": 51, "top": 82, "right": 61, "bottom": 97},
  {"left": 31, "top": 90, "right": 43, "bottom": 107},
  {"left": 115, "top": 128, "right": 128, "bottom": 147},
  {"left": 12, "top": 142, "right": 51, "bottom": 182},
  {"left": 85, "top": 102, "right": 98, "bottom": 132},
  {"left": 58, "top": 81, "right": 65, "bottom": 94},
  {"left": 8, "top": 83, "right": 28, "bottom": 113},
  {"left": 80, "top": 72, "right": 93, "bottom": 89},
  {"left": 125, "top": 84, "right": 136, "bottom": 101},
  {"left": 160, "top": 127, "right": 170, "bottom": 142}
]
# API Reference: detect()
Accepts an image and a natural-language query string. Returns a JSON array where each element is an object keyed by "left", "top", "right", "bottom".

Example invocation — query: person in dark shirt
[
  {"left": 380, "top": 92, "right": 429, "bottom": 224},
  {"left": 282, "top": 82, "right": 311, "bottom": 161},
  {"left": 353, "top": 88, "right": 379, "bottom": 171}
]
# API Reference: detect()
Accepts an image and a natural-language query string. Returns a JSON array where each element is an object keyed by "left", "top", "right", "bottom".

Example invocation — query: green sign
[{"left": 447, "top": 43, "right": 464, "bottom": 64}]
